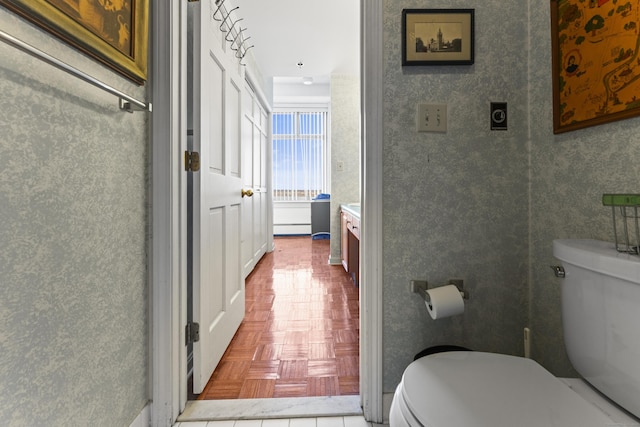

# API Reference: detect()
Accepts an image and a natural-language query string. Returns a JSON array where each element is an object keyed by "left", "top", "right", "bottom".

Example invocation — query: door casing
[{"left": 150, "top": 0, "right": 385, "bottom": 424}]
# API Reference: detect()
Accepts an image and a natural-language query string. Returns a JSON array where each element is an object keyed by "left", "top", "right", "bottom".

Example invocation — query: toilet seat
[{"left": 391, "top": 351, "right": 618, "bottom": 427}]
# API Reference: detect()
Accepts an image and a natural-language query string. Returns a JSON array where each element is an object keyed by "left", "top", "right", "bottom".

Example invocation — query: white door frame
[
  {"left": 150, "top": 1, "right": 188, "bottom": 425},
  {"left": 150, "top": 0, "right": 384, "bottom": 424},
  {"left": 359, "top": 0, "right": 384, "bottom": 422}
]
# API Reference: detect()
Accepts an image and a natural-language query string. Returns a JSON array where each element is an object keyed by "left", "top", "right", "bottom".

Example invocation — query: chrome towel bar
[{"left": 0, "top": 29, "right": 151, "bottom": 113}]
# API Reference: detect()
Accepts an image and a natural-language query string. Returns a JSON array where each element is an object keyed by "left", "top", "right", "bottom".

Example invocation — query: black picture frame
[{"left": 402, "top": 9, "right": 475, "bottom": 66}]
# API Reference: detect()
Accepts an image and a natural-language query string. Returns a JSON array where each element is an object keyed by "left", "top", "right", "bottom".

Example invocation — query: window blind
[{"left": 272, "top": 111, "right": 327, "bottom": 201}]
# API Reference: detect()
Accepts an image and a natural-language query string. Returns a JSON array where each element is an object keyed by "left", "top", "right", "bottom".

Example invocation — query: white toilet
[{"left": 390, "top": 239, "right": 640, "bottom": 426}]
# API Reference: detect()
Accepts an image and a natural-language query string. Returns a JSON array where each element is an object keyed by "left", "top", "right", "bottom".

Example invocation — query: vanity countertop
[{"left": 340, "top": 203, "right": 360, "bottom": 218}]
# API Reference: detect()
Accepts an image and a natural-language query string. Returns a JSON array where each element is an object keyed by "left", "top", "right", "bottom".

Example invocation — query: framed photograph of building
[
  {"left": 402, "top": 9, "right": 475, "bottom": 66},
  {"left": 551, "top": 0, "right": 640, "bottom": 133},
  {"left": 0, "top": 0, "right": 148, "bottom": 84}
]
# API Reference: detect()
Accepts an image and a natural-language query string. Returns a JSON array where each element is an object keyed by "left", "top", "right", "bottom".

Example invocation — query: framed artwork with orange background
[{"left": 551, "top": 0, "right": 640, "bottom": 133}]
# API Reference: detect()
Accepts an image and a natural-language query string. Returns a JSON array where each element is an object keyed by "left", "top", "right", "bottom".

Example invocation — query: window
[{"left": 272, "top": 111, "right": 328, "bottom": 201}]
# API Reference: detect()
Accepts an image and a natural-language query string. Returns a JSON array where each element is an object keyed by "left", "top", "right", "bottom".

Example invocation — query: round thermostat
[{"left": 492, "top": 109, "right": 506, "bottom": 124}]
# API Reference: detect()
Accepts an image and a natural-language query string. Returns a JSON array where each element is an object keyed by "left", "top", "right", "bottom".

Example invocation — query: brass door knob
[{"left": 241, "top": 189, "right": 254, "bottom": 198}]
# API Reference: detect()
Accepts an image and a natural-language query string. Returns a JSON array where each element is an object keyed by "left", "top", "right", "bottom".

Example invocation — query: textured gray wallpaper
[
  {"left": 528, "top": 3, "right": 640, "bottom": 376},
  {"left": 382, "top": 0, "right": 530, "bottom": 391},
  {"left": 0, "top": 10, "right": 149, "bottom": 426},
  {"left": 4, "top": 1, "right": 638, "bottom": 421},
  {"left": 382, "top": 0, "right": 640, "bottom": 392},
  {"left": 330, "top": 75, "right": 360, "bottom": 263}
]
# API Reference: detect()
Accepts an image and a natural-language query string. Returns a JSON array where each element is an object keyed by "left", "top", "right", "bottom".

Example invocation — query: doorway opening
[
  {"left": 188, "top": 82, "right": 362, "bottom": 406},
  {"left": 186, "top": 0, "right": 362, "bottom": 407},
  {"left": 197, "top": 236, "right": 359, "bottom": 400},
  {"left": 172, "top": 3, "right": 382, "bottom": 419},
  {"left": 150, "top": 0, "right": 383, "bottom": 424}
]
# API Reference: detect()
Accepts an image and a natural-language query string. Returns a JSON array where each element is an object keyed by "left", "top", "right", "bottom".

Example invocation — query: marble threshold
[{"left": 177, "top": 396, "right": 363, "bottom": 422}]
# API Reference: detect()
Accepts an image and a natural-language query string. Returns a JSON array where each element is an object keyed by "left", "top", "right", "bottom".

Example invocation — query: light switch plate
[{"left": 417, "top": 104, "right": 447, "bottom": 133}]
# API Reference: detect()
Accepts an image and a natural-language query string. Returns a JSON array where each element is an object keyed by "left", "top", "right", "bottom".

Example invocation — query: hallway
[{"left": 197, "top": 236, "right": 360, "bottom": 399}]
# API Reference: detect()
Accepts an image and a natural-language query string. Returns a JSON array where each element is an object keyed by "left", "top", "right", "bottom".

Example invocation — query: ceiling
[{"left": 232, "top": 0, "right": 360, "bottom": 86}]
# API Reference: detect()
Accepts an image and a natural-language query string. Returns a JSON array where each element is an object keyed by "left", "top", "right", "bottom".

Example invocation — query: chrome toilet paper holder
[{"left": 411, "top": 278, "right": 469, "bottom": 302}]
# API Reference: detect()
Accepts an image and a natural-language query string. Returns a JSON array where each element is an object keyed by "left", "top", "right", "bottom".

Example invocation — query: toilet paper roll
[{"left": 425, "top": 284, "right": 465, "bottom": 320}]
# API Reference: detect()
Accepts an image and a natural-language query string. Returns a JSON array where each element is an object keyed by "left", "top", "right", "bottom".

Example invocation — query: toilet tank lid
[
  {"left": 400, "top": 351, "right": 614, "bottom": 427},
  {"left": 553, "top": 239, "right": 640, "bottom": 284}
]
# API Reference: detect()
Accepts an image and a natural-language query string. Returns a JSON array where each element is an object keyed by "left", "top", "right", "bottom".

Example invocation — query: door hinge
[
  {"left": 185, "top": 150, "right": 200, "bottom": 172},
  {"left": 186, "top": 321, "right": 200, "bottom": 345}
]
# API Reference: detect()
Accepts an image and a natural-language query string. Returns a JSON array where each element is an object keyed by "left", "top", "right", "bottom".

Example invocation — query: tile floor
[{"left": 175, "top": 415, "right": 381, "bottom": 427}]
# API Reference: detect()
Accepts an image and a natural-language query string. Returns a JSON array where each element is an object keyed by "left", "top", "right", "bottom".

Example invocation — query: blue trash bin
[{"left": 311, "top": 194, "right": 330, "bottom": 239}]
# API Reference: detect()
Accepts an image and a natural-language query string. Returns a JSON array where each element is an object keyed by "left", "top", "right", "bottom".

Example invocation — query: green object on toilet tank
[{"left": 602, "top": 194, "right": 640, "bottom": 207}]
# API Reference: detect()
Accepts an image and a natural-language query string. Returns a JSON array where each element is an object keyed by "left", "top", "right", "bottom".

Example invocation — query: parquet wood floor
[{"left": 198, "top": 236, "right": 360, "bottom": 400}]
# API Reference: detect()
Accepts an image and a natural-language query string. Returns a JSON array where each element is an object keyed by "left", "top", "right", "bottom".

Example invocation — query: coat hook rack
[
  {"left": 228, "top": 28, "right": 246, "bottom": 49},
  {"left": 212, "top": 0, "right": 226, "bottom": 21},
  {"left": 219, "top": 6, "right": 239, "bottom": 32},
  {"left": 206, "top": 0, "right": 253, "bottom": 66},
  {"left": 236, "top": 37, "right": 252, "bottom": 55},
  {"left": 238, "top": 44, "right": 254, "bottom": 66},
  {"left": 225, "top": 18, "right": 244, "bottom": 41}
]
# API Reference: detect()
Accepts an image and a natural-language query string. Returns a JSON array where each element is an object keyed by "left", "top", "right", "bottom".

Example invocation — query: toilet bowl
[
  {"left": 390, "top": 239, "right": 640, "bottom": 427},
  {"left": 389, "top": 351, "right": 638, "bottom": 427}
]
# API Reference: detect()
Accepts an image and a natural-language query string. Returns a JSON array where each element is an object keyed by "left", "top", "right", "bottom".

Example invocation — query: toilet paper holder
[{"left": 411, "top": 279, "right": 469, "bottom": 302}]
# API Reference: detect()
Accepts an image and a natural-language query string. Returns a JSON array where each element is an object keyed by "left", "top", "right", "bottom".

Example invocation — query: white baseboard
[
  {"left": 273, "top": 224, "right": 311, "bottom": 235},
  {"left": 328, "top": 256, "right": 342, "bottom": 265},
  {"left": 129, "top": 403, "right": 150, "bottom": 427},
  {"left": 382, "top": 392, "right": 395, "bottom": 424}
]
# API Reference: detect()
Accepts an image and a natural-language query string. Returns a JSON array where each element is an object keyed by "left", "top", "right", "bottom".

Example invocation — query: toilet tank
[{"left": 553, "top": 239, "right": 640, "bottom": 419}]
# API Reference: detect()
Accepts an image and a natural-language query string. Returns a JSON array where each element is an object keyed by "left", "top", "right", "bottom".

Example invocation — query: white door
[
  {"left": 254, "top": 106, "right": 269, "bottom": 261},
  {"left": 189, "top": 0, "right": 245, "bottom": 394},
  {"left": 240, "top": 88, "right": 255, "bottom": 277},
  {"left": 241, "top": 84, "right": 268, "bottom": 278}
]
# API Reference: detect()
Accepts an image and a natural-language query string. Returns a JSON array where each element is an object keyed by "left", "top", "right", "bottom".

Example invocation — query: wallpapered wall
[
  {"left": 381, "top": 0, "right": 530, "bottom": 390},
  {"left": 0, "top": 9, "right": 149, "bottom": 426},
  {"left": 3, "top": 1, "right": 639, "bottom": 422},
  {"left": 382, "top": 0, "right": 640, "bottom": 392},
  {"left": 528, "top": 4, "right": 640, "bottom": 376},
  {"left": 330, "top": 75, "right": 360, "bottom": 263}
]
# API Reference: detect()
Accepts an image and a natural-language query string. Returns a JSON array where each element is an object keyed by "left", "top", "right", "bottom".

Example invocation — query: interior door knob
[{"left": 241, "top": 189, "right": 254, "bottom": 198}]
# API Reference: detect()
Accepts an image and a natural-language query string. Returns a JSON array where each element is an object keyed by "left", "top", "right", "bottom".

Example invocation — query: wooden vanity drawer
[
  {"left": 346, "top": 214, "right": 360, "bottom": 239},
  {"left": 341, "top": 207, "right": 360, "bottom": 286}
]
